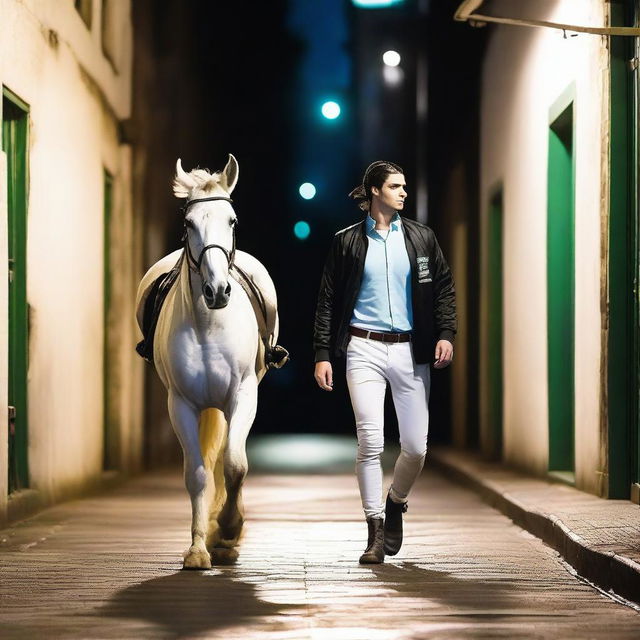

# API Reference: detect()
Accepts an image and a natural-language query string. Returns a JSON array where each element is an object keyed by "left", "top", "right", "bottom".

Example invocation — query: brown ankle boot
[
  {"left": 359, "top": 517, "right": 385, "bottom": 564},
  {"left": 383, "top": 491, "right": 408, "bottom": 556}
]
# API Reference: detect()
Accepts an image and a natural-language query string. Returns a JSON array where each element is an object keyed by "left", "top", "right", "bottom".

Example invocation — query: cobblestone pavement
[{"left": 1, "top": 468, "right": 639, "bottom": 639}]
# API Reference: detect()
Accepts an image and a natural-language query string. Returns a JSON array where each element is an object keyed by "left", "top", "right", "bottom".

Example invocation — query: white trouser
[{"left": 346, "top": 334, "right": 430, "bottom": 520}]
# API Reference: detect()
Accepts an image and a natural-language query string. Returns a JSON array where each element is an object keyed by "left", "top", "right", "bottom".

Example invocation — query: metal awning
[{"left": 455, "top": 0, "right": 640, "bottom": 36}]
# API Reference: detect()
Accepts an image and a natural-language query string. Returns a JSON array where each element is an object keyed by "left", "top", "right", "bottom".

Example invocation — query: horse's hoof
[
  {"left": 216, "top": 535, "right": 239, "bottom": 549},
  {"left": 212, "top": 547, "right": 239, "bottom": 565},
  {"left": 218, "top": 518, "right": 244, "bottom": 542},
  {"left": 182, "top": 547, "right": 212, "bottom": 570}
]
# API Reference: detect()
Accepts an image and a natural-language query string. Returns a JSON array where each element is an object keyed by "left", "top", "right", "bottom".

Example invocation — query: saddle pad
[
  {"left": 136, "top": 255, "right": 270, "bottom": 366},
  {"left": 135, "top": 254, "right": 183, "bottom": 364}
]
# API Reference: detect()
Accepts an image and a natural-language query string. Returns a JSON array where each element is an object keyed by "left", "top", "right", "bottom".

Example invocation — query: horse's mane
[{"left": 173, "top": 167, "right": 224, "bottom": 199}]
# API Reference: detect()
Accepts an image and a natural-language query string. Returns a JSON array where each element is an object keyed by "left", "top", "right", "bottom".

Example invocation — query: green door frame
[
  {"left": 2, "top": 87, "right": 30, "bottom": 493},
  {"left": 607, "top": 0, "right": 638, "bottom": 500},
  {"left": 487, "top": 183, "right": 504, "bottom": 460},
  {"left": 547, "top": 84, "right": 576, "bottom": 481},
  {"left": 103, "top": 169, "right": 118, "bottom": 470},
  {"left": 633, "top": 0, "right": 640, "bottom": 503}
]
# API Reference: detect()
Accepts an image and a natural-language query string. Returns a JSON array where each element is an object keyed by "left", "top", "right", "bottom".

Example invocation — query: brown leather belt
[{"left": 349, "top": 326, "right": 412, "bottom": 343}]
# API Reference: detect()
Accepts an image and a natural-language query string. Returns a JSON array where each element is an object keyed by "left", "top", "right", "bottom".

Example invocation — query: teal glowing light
[
  {"left": 294, "top": 221, "right": 311, "bottom": 240},
  {"left": 299, "top": 182, "right": 316, "bottom": 200},
  {"left": 351, "top": 0, "right": 404, "bottom": 7},
  {"left": 321, "top": 101, "right": 341, "bottom": 120}
]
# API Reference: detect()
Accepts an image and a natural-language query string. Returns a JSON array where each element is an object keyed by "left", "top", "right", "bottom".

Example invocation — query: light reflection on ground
[{"left": 247, "top": 434, "right": 400, "bottom": 474}]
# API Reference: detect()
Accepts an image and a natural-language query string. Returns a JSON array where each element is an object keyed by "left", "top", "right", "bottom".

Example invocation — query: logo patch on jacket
[{"left": 417, "top": 256, "right": 432, "bottom": 283}]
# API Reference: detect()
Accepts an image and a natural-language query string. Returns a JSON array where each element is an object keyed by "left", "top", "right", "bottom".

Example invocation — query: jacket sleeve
[
  {"left": 431, "top": 235, "right": 457, "bottom": 343},
  {"left": 313, "top": 234, "right": 340, "bottom": 362}
]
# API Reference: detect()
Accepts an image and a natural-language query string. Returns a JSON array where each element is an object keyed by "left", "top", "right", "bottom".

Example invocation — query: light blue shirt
[{"left": 350, "top": 214, "right": 413, "bottom": 332}]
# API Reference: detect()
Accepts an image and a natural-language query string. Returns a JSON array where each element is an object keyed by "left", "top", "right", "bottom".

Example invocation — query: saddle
[{"left": 136, "top": 251, "right": 289, "bottom": 372}]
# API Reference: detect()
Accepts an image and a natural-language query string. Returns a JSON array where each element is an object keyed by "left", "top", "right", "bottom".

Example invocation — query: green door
[
  {"left": 487, "top": 186, "right": 503, "bottom": 460},
  {"left": 2, "top": 88, "right": 29, "bottom": 493},
  {"left": 547, "top": 96, "right": 575, "bottom": 480},
  {"left": 103, "top": 170, "right": 118, "bottom": 470}
]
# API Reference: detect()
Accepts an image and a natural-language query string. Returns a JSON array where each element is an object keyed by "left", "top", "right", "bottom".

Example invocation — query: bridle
[{"left": 180, "top": 196, "right": 237, "bottom": 273}]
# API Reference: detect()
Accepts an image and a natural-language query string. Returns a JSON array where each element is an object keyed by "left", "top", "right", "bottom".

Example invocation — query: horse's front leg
[
  {"left": 217, "top": 375, "right": 258, "bottom": 550},
  {"left": 168, "top": 392, "right": 213, "bottom": 570}
]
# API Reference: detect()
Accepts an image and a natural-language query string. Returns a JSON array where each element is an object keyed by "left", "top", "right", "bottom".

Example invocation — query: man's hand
[
  {"left": 434, "top": 340, "right": 453, "bottom": 369},
  {"left": 314, "top": 361, "right": 334, "bottom": 391}
]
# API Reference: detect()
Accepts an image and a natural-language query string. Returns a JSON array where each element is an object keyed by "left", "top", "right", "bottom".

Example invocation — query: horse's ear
[
  {"left": 220, "top": 153, "right": 239, "bottom": 194},
  {"left": 173, "top": 158, "right": 197, "bottom": 198}
]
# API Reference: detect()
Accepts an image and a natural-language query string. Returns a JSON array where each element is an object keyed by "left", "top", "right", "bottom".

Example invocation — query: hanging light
[
  {"left": 299, "top": 183, "right": 317, "bottom": 200},
  {"left": 383, "top": 50, "right": 401, "bottom": 67}
]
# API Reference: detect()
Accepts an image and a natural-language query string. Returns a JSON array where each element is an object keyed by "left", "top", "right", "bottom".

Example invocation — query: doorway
[
  {"left": 547, "top": 88, "right": 575, "bottom": 482},
  {"left": 103, "top": 169, "right": 119, "bottom": 471},
  {"left": 2, "top": 87, "right": 30, "bottom": 493},
  {"left": 487, "top": 185, "right": 503, "bottom": 460}
]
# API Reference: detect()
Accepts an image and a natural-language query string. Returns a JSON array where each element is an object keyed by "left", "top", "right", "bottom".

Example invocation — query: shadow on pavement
[
  {"left": 368, "top": 561, "right": 526, "bottom": 614},
  {"left": 99, "top": 569, "right": 305, "bottom": 639},
  {"left": 98, "top": 559, "right": 573, "bottom": 638}
]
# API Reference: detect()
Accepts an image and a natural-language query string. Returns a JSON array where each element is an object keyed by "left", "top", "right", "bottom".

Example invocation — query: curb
[{"left": 429, "top": 449, "right": 640, "bottom": 606}]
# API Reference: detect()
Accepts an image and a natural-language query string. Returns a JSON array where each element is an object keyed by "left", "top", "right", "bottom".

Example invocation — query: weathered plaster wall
[
  {"left": 0, "top": 0, "right": 142, "bottom": 523},
  {"left": 479, "top": 0, "right": 608, "bottom": 493}
]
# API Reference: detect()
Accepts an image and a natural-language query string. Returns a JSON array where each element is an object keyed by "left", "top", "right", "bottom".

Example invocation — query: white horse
[{"left": 135, "top": 155, "right": 284, "bottom": 569}]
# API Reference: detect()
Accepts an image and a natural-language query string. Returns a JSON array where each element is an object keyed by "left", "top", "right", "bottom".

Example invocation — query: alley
[
  {"left": 1, "top": 461, "right": 638, "bottom": 639},
  {"left": 3, "top": 2, "right": 640, "bottom": 637}
]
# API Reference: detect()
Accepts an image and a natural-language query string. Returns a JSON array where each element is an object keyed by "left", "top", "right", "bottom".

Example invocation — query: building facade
[
  {"left": 440, "top": 0, "right": 639, "bottom": 501},
  {"left": 0, "top": 0, "right": 144, "bottom": 524}
]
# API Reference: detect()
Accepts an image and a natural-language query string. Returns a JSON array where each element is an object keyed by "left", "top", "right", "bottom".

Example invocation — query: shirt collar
[{"left": 366, "top": 213, "right": 401, "bottom": 232}]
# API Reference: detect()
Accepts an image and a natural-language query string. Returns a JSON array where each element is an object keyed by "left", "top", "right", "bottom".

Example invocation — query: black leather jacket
[{"left": 313, "top": 217, "right": 456, "bottom": 365}]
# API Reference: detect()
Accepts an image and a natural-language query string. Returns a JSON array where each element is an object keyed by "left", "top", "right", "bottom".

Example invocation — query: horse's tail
[{"left": 199, "top": 408, "right": 227, "bottom": 521}]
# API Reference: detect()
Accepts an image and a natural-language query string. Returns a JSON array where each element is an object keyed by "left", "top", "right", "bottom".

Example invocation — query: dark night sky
[
  {"left": 146, "top": 0, "right": 485, "bottom": 443},
  {"left": 184, "top": 0, "right": 362, "bottom": 436}
]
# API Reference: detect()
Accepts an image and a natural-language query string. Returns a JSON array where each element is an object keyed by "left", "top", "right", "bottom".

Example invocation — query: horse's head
[{"left": 174, "top": 155, "right": 239, "bottom": 309}]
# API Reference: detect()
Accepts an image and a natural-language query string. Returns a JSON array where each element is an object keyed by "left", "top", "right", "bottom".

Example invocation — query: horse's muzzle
[{"left": 203, "top": 282, "right": 231, "bottom": 309}]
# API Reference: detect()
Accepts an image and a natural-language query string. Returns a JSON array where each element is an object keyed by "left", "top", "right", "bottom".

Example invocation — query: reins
[{"left": 177, "top": 194, "right": 269, "bottom": 332}]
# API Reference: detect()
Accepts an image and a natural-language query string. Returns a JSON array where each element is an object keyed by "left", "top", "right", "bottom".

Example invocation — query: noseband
[{"left": 180, "top": 196, "right": 236, "bottom": 273}]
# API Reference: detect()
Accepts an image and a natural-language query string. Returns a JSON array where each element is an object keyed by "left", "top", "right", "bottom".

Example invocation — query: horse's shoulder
[
  {"left": 233, "top": 250, "right": 276, "bottom": 298},
  {"left": 139, "top": 250, "right": 182, "bottom": 286},
  {"left": 136, "top": 249, "right": 183, "bottom": 329},
  {"left": 234, "top": 249, "right": 267, "bottom": 274}
]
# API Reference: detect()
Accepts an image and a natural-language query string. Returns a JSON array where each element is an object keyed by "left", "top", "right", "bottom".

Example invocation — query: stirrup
[{"left": 265, "top": 344, "right": 290, "bottom": 369}]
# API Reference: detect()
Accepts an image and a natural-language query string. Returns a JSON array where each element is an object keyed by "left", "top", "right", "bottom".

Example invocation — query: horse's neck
[
  {"left": 175, "top": 251, "right": 223, "bottom": 334},
  {"left": 177, "top": 252, "right": 197, "bottom": 315}
]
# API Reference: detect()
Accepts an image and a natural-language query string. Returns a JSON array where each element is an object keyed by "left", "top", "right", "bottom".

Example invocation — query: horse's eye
[
  {"left": 184, "top": 219, "right": 194, "bottom": 229},
  {"left": 230, "top": 218, "right": 238, "bottom": 227}
]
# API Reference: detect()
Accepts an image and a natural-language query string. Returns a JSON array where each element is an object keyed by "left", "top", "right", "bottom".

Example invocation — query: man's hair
[{"left": 348, "top": 160, "right": 403, "bottom": 212}]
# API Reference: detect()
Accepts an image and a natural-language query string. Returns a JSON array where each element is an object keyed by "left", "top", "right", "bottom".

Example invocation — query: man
[{"left": 313, "top": 160, "right": 456, "bottom": 564}]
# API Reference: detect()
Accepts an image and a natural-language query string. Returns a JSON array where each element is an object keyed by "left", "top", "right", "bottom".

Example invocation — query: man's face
[{"left": 371, "top": 173, "right": 407, "bottom": 211}]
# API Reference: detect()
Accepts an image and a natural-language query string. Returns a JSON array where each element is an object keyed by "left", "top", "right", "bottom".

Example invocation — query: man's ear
[{"left": 371, "top": 186, "right": 380, "bottom": 197}]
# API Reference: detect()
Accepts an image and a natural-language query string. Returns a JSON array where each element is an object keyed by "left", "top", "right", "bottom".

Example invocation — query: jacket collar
[{"left": 365, "top": 213, "right": 401, "bottom": 232}]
